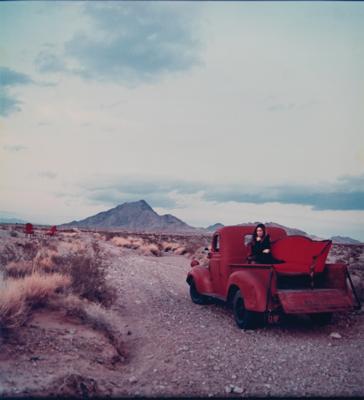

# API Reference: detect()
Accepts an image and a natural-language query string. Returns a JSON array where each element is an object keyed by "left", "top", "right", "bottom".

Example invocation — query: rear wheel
[
  {"left": 310, "top": 312, "right": 333, "bottom": 326},
  {"left": 232, "top": 290, "right": 258, "bottom": 330},
  {"left": 189, "top": 280, "right": 208, "bottom": 305}
]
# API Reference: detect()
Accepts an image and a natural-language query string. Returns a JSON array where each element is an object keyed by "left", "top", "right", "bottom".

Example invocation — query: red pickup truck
[{"left": 186, "top": 225, "right": 361, "bottom": 329}]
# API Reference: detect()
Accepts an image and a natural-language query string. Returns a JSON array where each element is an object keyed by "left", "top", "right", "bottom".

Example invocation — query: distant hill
[
  {"left": 206, "top": 223, "right": 224, "bottom": 232},
  {"left": 59, "top": 201, "right": 362, "bottom": 241},
  {"left": 235, "top": 221, "right": 312, "bottom": 237},
  {"left": 0, "top": 216, "right": 26, "bottom": 224},
  {"left": 60, "top": 200, "right": 198, "bottom": 233},
  {"left": 330, "top": 236, "right": 362, "bottom": 245}
]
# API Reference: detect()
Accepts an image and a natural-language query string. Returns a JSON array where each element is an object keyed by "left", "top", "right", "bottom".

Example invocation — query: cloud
[
  {"left": 0, "top": 67, "right": 33, "bottom": 87},
  {"left": 38, "top": 171, "right": 58, "bottom": 179},
  {"left": 3, "top": 144, "right": 28, "bottom": 152},
  {"left": 203, "top": 177, "right": 364, "bottom": 211},
  {"left": 77, "top": 175, "right": 202, "bottom": 208},
  {"left": 66, "top": 173, "right": 364, "bottom": 212},
  {"left": 35, "top": 50, "right": 66, "bottom": 73},
  {"left": 36, "top": 3, "right": 202, "bottom": 84},
  {"left": 0, "top": 88, "right": 22, "bottom": 116},
  {"left": 0, "top": 67, "right": 33, "bottom": 117}
]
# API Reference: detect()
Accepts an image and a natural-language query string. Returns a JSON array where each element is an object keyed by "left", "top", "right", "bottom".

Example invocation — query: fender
[
  {"left": 186, "top": 266, "right": 213, "bottom": 295},
  {"left": 227, "top": 269, "right": 272, "bottom": 312}
]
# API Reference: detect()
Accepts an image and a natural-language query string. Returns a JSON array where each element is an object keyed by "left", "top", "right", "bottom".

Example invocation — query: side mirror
[
  {"left": 190, "top": 259, "right": 200, "bottom": 267},
  {"left": 207, "top": 252, "right": 212, "bottom": 259}
]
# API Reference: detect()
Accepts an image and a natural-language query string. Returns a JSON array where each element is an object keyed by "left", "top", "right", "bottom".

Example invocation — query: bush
[
  {"left": 5, "top": 260, "right": 34, "bottom": 278},
  {"left": 51, "top": 252, "right": 116, "bottom": 307},
  {"left": 0, "top": 272, "right": 70, "bottom": 331}
]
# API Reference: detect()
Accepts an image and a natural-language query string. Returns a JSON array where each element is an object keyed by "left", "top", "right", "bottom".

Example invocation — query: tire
[
  {"left": 310, "top": 312, "right": 333, "bottom": 326},
  {"left": 232, "top": 290, "right": 257, "bottom": 330},
  {"left": 189, "top": 280, "right": 208, "bottom": 305}
]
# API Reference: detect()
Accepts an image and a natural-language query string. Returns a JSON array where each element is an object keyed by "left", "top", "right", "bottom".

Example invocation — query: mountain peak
[
  {"left": 61, "top": 199, "right": 196, "bottom": 233},
  {"left": 117, "top": 199, "right": 154, "bottom": 212}
]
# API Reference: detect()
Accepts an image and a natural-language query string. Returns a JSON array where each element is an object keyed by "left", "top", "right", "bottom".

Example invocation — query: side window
[
  {"left": 212, "top": 234, "right": 220, "bottom": 252},
  {"left": 244, "top": 234, "right": 253, "bottom": 246}
]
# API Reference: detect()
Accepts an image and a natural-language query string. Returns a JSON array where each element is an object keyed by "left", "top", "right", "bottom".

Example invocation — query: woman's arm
[{"left": 262, "top": 234, "right": 271, "bottom": 253}]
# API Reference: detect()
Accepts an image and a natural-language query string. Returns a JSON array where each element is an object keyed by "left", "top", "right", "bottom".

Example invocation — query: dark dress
[{"left": 250, "top": 234, "right": 284, "bottom": 264}]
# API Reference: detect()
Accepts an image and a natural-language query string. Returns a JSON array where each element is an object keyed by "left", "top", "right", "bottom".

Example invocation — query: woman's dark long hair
[{"left": 252, "top": 223, "right": 266, "bottom": 244}]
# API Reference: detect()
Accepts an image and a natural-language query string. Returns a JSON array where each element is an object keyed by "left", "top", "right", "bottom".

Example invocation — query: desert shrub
[
  {"left": 139, "top": 243, "right": 161, "bottom": 256},
  {"left": 102, "top": 232, "right": 115, "bottom": 241},
  {"left": 111, "top": 235, "right": 144, "bottom": 250},
  {"left": 0, "top": 280, "right": 29, "bottom": 330},
  {"left": 0, "top": 272, "right": 70, "bottom": 331},
  {"left": 0, "top": 244, "right": 19, "bottom": 267},
  {"left": 5, "top": 260, "right": 33, "bottom": 278},
  {"left": 5, "top": 246, "right": 60, "bottom": 278},
  {"left": 15, "top": 241, "right": 39, "bottom": 260},
  {"left": 174, "top": 246, "right": 188, "bottom": 255},
  {"left": 48, "top": 294, "right": 125, "bottom": 359},
  {"left": 10, "top": 231, "right": 18, "bottom": 237},
  {"left": 111, "top": 236, "right": 133, "bottom": 248},
  {"left": 161, "top": 241, "right": 180, "bottom": 252},
  {"left": 51, "top": 253, "right": 116, "bottom": 307}
]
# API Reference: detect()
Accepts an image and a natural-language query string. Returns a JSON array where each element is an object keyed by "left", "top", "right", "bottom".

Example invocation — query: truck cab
[{"left": 186, "top": 225, "right": 360, "bottom": 329}]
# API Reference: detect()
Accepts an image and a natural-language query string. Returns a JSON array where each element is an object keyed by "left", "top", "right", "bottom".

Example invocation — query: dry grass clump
[
  {"left": 107, "top": 232, "right": 211, "bottom": 258},
  {"left": 0, "top": 272, "right": 70, "bottom": 331},
  {"left": 5, "top": 248, "right": 60, "bottom": 278},
  {"left": 111, "top": 235, "right": 152, "bottom": 252},
  {"left": 4, "top": 239, "right": 116, "bottom": 308},
  {"left": 111, "top": 236, "right": 132, "bottom": 248},
  {"left": 48, "top": 294, "right": 125, "bottom": 359},
  {"left": 139, "top": 243, "right": 161, "bottom": 256},
  {"left": 5, "top": 260, "right": 34, "bottom": 278}
]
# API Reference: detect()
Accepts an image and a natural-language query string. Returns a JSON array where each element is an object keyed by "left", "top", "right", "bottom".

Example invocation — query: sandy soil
[{"left": 1, "top": 233, "right": 364, "bottom": 397}]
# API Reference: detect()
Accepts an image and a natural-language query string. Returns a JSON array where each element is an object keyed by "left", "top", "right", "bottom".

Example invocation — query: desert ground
[{"left": 0, "top": 225, "right": 363, "bottom": 397}]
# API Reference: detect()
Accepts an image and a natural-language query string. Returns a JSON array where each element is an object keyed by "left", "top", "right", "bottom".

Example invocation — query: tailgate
[{"left": 277, "top": 288, "right": 354, "bottom": 314}]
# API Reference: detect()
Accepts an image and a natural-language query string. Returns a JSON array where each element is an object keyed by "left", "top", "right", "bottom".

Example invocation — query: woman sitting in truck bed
[{"left": 248, "top": 223, "right": 284, "bottom": 264}]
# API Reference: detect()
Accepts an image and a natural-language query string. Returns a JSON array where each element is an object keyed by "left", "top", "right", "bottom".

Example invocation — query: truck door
[{"left": 210, "top": 233, "right": 223, "bottom": 295}]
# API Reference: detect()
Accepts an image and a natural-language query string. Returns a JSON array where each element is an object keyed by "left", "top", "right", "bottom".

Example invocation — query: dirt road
[
  {"left": 102, "top": 241, "right": 364, "bottom": 397},
  {"left": 1, "top": 237, "right": 364, "bottom": 397}
]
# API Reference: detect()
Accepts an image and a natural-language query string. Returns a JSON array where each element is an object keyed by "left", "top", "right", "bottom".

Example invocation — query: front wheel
[
  {"left": 310, "top": 312, "right": 333, "bottom": 326},
  {"left": 232, "top": 290, "right": 258, "bottom": 330},
  {"left": 189, "top": 281, "right": 208, "bottom": 305}
]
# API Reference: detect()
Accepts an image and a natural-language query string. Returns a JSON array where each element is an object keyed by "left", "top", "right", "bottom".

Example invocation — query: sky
[{"left": 0, "top": 1, "right": 363, "bottom": 240}]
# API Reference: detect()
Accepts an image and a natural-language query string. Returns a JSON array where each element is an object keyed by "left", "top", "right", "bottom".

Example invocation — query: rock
[
  {"left": 329, "top": 332, "right": 342, "bottom": 339},
  {"left": 225, "top": 385, "right": 232, "bottom": 393},
  {"left": 232, "top": 385, "right": 244, "bottom": 394},
  {"left": 225, "top": 384, "right": 244, "bottom": 394},
  {"left": 128, "top": 376, "right": 137, "bottom": 384},
  {"left": 177, "top": 345, "right": 189, "bottom": 353}
]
